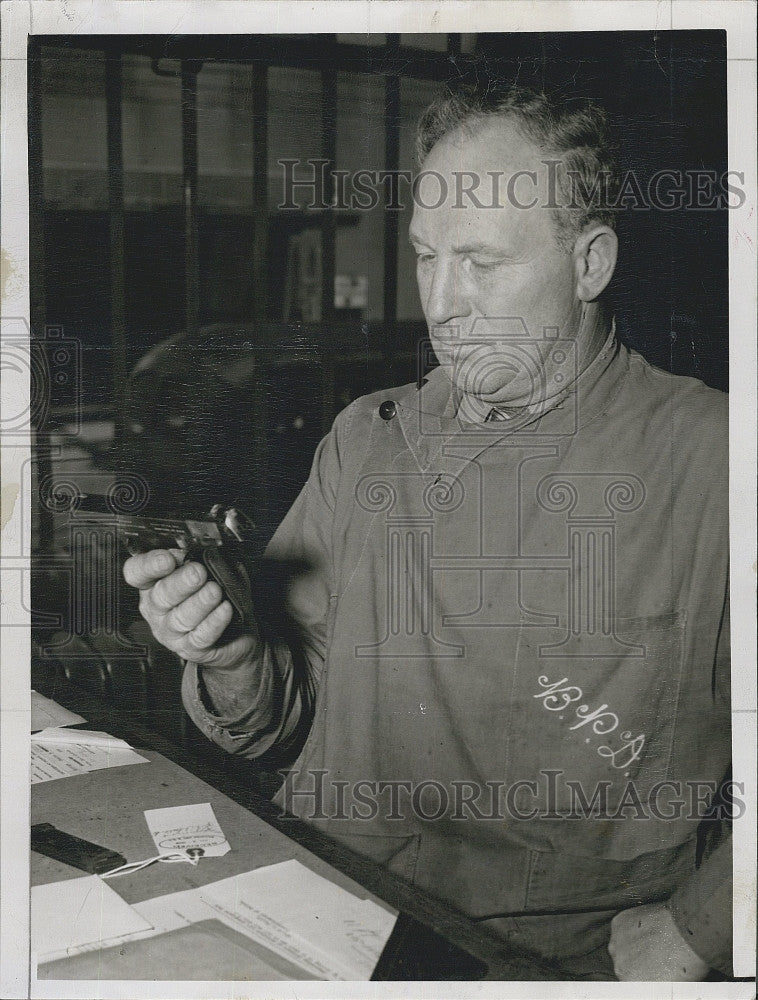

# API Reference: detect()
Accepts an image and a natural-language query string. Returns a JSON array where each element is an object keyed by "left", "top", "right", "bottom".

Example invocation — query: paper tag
[{"left": 144, "top": 803, "right": 231, "bottom": 857}]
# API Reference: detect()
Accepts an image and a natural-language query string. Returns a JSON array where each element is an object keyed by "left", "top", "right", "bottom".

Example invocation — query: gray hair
[{"left": 416, "top": 84, "right": 621, "bottom": 251}]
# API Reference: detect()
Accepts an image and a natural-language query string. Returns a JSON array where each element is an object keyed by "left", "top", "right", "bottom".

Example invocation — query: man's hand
[
  {"left": 608, "top": 902, "right": 710, "bottom": 981},
  {"left": 123, "top": 549, "right": 258, "bottom": 670}
]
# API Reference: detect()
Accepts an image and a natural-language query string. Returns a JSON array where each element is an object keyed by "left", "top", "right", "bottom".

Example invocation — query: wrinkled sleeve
[
  {"left": 181, "top": 404, "right": 353, "bottom": 758},
  {"left": 668, "top": 834, "right": 733, "bottom": 975},
  {"left": 668, "top": 592, "right": 733, "bottom": 975}
]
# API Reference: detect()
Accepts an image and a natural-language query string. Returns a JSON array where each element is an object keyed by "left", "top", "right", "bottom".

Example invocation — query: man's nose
[{"left": 424, "top": 258, "right": 471, "bottom": 328}]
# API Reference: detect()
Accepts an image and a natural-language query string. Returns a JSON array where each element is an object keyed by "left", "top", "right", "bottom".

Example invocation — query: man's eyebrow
[
  {"left": 452, "top": 241, "right": 506, "bottom": 255},
  {"left": 408, "top": 234, "right": 507, "bottom": 255}
]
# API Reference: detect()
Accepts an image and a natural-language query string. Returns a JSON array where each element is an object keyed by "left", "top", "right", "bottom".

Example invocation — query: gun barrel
[{"left": 67, "top": 495, "right": 224, "bottom": 553}]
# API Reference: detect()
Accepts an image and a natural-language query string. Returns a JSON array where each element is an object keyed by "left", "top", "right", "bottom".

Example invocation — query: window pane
[
  {"left": 40, "top": 46, "right": 107, "bottom": 209},
  {"left": 122, "top": 54, "right": 182, "bottom": 208},
  {"left": 397, "top": 77, "right": 443, "bottom": 321},
  {"left": 268, "top": 66, "right": 323, "bottom": 210},
  {"left": 336, "top": 34, "right": 387, "bottom": 47},
  {"left": 268, "top": 67, "right": 324, "bottom": 322},
  {"left": 39, "top": 46, "right": 111, "bottom": 409},
  {"left": 400, "top": 34, "right": 449, "bottom": 52},
  {"left": 197, "top": 62, "right": 255, "bottom": 210},
  {"left": 335, "top": 71, "right": 385, "bottom": 322}
]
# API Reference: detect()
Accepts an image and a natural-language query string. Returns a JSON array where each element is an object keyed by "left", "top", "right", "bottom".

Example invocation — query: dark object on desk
[
  {"left": 372, "top": 912, "right": 488, "bottom": 981},
  {"left": 31, "top": 822, "right": 126, "bottom": 876}
]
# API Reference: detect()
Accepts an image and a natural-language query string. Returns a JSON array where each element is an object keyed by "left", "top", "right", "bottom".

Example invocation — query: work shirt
[{"left": 183, "top": 334, "right": 731, "bottom": 973}]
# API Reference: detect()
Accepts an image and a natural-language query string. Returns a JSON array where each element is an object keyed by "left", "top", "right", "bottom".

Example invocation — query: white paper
[
  {"left": 144, "top": 802, "right": 231, "bottom": 858},
  {"left": 135, "top": 886, "right": 348, "bottom": 981},
  {"left": 203, "top": 861, "right": 396, "bottom": 980},
  {"left": 134, "top": 887, "right": 337, "bottom": 980},
  {"left": 31, "top": 875, "right": 154, "bottom": 963},
  {"left": 134, "top": 886, "right": 213, "bottom": 934},
  {"left": 31, "top": 691, "right": 85, "bottom": 732},
  {"left": 134, "top": 859, "right": 396, "bottom": 981},
  {"left": 33, "top": 728, "right": 134, "bottom": 748},
  {"left": 135, "top": 885, "right": 347, "bottom": 980},
  {"left": 31, "top": 730, "right": 148, "bottom": 784}
]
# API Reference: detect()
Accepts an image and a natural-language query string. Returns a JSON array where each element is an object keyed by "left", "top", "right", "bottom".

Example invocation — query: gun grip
[{"left": 198, "top": 545, "right": 256, "bottom": 636}]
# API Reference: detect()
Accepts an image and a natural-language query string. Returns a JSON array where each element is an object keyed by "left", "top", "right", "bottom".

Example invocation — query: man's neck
[
  {"left": 575, "top": 302, "right": 612, "bottom": 376},
  {"left": 454, "top": 305, "right": 615, "bottom": 425}
]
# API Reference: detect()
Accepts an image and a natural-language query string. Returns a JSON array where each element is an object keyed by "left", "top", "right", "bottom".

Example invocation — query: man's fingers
[
  {"left": 185, "top": 600, "right": 234, "bottom": 652},
  {"left": 123, "top": 549, "right": 181, "bottom": 590},
  {"left": 167, "top": 580, "right": 223, "bottom": 633},
  {"left": 124, "top": 550, "right": 255, "bottom": 669},
  {"left": 150, "top": 560, "right": 208, "bottom": 613}
]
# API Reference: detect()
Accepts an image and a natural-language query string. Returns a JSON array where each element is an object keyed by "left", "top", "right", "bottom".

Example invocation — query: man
[{"left": 124, "top": 86, "right": 731, "bottom": 980}]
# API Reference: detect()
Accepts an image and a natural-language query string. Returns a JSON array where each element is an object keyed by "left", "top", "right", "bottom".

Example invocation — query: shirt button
[{"left": 379, "top": 400, "right": 397, "bottom": 421}]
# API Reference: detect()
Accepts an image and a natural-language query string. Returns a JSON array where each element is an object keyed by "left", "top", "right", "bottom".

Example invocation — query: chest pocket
[{"left": 501, "top": 609, "right": 687, "bottom": 847}]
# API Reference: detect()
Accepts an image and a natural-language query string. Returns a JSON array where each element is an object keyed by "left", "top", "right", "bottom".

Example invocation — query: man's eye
[
  {"left": 469, "top": 256, "right": 502, "bottom": 271},
  {"left": 416, "top": 253, "right": 435, "bottom": 265}
]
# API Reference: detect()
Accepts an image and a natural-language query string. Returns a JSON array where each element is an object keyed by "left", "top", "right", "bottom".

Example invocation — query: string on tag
[{"left": 100, "top": 848, "right": 205, "bottom": 879}]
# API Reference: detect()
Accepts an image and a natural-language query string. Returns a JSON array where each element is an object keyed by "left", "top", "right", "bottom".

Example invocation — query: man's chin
[{"left": 451, "top": 370, "right": 530, "bottom": 407}]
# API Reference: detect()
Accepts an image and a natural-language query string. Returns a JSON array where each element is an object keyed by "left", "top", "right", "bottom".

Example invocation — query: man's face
[{"left": 410, "top": 121, "right": 584, "bottom": 408}]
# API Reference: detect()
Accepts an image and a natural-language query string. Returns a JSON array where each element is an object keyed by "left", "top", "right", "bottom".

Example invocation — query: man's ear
[{"left": 573, "top": 225, "right": 618, "bottom": 302}]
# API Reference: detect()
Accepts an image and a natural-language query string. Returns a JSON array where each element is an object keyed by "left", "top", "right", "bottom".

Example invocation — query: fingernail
[{"left": 155, "top": 550, "right": 172, "bottom": 570}]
